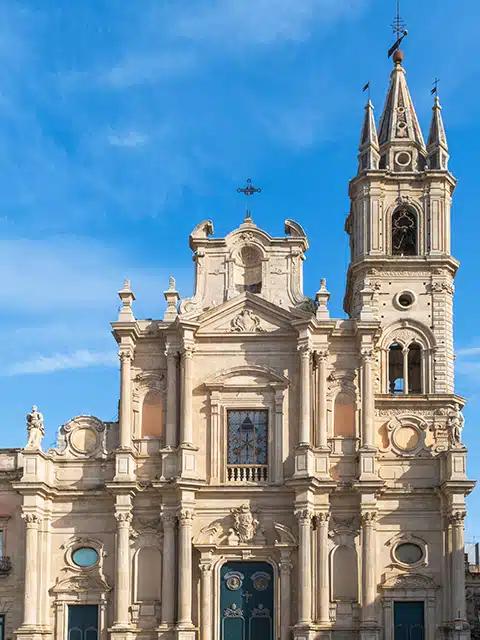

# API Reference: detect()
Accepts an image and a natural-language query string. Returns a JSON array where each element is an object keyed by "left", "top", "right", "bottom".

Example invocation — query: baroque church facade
[{"left": 0, "top": 49, "right": 475, "bottom": 640}]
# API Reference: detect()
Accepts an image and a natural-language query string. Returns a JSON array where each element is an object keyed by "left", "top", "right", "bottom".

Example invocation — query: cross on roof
[{"left": 237, "top": 178, "right": 261, "bottom": 220}]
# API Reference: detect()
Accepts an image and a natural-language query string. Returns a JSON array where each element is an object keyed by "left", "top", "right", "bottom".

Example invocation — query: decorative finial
[
  {"left": 164, "top": 276, "right": 179, "bottom": 322},
  {"left": 388, "top": 1, "right": 408, "bottom": 60},
  {"left": 431, "top": 77, "right": 440, "bottom": 97},
  {"left": 117, "top": 279, "right": 135, "bottom": 322},
  {"left": 124, "top": 279, "right": 131, "bottom": 290},
  {"left": 237, "top": 178, "right": 261, "bottom": 220}
]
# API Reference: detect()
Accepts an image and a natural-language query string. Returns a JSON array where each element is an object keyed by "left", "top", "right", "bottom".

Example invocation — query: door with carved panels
[{"left": 220, "top": 561, "right": 274, "bottom": 640}]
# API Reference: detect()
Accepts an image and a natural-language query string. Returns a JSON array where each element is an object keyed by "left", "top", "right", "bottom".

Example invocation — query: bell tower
[{"left": 344, "top": 49, "right": 457, "bottom": 395}]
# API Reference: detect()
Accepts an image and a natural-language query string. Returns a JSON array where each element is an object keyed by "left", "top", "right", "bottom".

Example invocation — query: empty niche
[
  {"left": 333, "top": 392, "right": 355, "bottom": 438},
  {"left": 141, "top": 391, "right": 164, "bottom": 438},
  {"left": 331, "top": 545, "right": 358, "bottom": 601},
  {"left": 136, "top": 547, "right": 162, "bottom": 602}
]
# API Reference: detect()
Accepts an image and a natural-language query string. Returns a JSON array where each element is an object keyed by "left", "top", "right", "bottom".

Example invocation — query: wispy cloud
[
  {"left": 457, "top": 347, "right": 480, "bottom": 357},
  {"left": 107, "top": 131, "right": 149, "bottom": 147},
  {"left": 6, "top": 349, "right": 118, "bottom": 376}
]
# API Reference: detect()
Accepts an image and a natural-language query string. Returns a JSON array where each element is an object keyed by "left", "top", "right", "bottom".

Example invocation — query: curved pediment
[{"left": 204, "top": 364, "right": 289, "bottom": 389}]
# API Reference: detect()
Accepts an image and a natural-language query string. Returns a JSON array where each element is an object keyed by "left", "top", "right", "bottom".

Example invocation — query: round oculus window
[
  {"left": 395, "top": 291, "right": 415, "bottom": 309},
  {"left": 396, "top": 151, "right": 411, "bottom": 166},
  {"left": 395, "top": 542, "right": 423, "bottom": 565},
  {"left": 72, "top": 547, "right": 99, "bottom": 567}
]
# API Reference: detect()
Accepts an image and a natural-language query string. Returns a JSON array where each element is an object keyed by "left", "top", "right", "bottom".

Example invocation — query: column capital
[
  {"left": 315, "top": 511, "right": 330, "bottom": 525},
  {"left": 160, "top": 510, "right": 177, "bottom": 528},
  {"left": 298, "top": 344, "right": 312, "bottom": 358},
  {"left": 360, "top": 349, "right": 374, "bottom": 363},
  {"left": 178, "top": 507, "right": 195, "bottom": 525},
  {"left": 119, "top": 348, "right": 134, "bottom": 363},
  {"left": 448, "top": 510, "right": 467, "bottom": 526},
  {"left": 164, "top": 345, "right": 178, "bottom": 359},
  {"left": 21, "top": 512, "right": 41, "bottom": 527},
  {"left": 295, "top": 508, "right": 314, "bottom": 525},
  {"left": 315, "top": 349, "right": 329, "bottom": 362},
  {"left": 114, "top": 510, "right": 132, "bottom": 526},
  {"left": 199, "top": 561, "right": 213, "bottom": 574},
  {"left": 279, "top": 560, "right": 293, "bottom": 575},
  {"left": 181, "top": 345, "right": 195, "bottom": 360},
  {"left": 360, "top": 510, "right": 377, "bottom": 526}
]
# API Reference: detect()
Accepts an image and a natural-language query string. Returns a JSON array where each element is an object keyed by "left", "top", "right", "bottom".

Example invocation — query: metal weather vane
[
  {"left": 431, "top": 77, "right": 440, "bottom": 96},
  {"left": 237, "top": 178, "right": 261, "bottom": 220},
  {"left": 388, "top": 0, "right": 408, "bottom": 58}
]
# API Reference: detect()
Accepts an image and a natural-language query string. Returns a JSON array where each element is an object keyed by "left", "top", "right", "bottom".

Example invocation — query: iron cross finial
[
  {"left": 237, "top": 178, "right": 261, "bottom": 221},
  {"left": 237, "top": 178, "right": 261, "bottom": 197}
]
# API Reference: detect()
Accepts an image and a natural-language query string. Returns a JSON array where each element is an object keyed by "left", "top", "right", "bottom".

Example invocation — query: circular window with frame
[
  {"left": 395, "top": 151, "right": 412, "bottom": 167},
  {"left": 394, "top": 542, "right": 424, "bottom": 567},
  {"left": 393, "top": 290, "right": 416, "bottom": 310},
  {"left": 71, "top": 546, "right": 99, "bottom": 568}
]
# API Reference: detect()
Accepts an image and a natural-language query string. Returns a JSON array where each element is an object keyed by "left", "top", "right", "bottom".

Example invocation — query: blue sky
[{"left": 1, "top": 1, "right": 479, "bottom": 532}]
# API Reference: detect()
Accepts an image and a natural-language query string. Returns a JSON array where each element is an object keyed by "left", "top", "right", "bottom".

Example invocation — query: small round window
[
  {"left": 72, "top": 547, "right": 99, "bottom": 568},
  {"left": 394, "top": 291, "right": 416, "bottom": 310},
  {"left": 395, "top": 542, "right": 423, "bottom": 565},
  {"left": 396, "top": 151, "right": 411, "bottom": 166}
]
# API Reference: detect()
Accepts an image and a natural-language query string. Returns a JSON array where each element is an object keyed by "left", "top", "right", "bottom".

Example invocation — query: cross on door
[{"left": 241, "top": 590, "right": 253, "bottom": 603}]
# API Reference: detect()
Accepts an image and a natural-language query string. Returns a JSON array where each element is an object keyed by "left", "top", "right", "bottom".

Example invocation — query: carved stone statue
[
  {"left": 229, "top": 504, "right": 259, "bottom": 543},
  {"left": 447, "top": 403, "right": 465, "bottom": 448},
  {"left": 25, "top": 405, "right": 45, "bottom": 450}
]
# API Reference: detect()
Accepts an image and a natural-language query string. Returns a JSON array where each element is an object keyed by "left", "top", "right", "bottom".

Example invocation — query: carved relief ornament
[{"left": 230, "top": 309, "right": 264, "bottom": 333}]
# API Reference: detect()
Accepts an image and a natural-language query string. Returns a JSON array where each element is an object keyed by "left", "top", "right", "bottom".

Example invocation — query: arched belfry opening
[
  {"left": 388, "top": 343, "right": 404, "bottom": 394},
  {"left": 388, "top": 342, "right": 423, "bottom": 395},
  {"left": 391, "top": 206, "right": 418, "bottom": 256},
  {"left": 235, "top": 245, "right": 262, "bottom": 294}
]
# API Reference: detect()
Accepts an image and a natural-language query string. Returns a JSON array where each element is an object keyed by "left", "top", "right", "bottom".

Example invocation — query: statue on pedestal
[
  {"left": 447, "top": 403, "right": 465, "bottom": 449},
  {"left": 25, "top": 405, "right": 44, "bottom": 450}
]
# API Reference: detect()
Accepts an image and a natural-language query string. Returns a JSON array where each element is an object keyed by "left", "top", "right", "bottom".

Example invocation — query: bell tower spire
[
  {"left": 427, "top": 94, "right": 449, "bottom": 170},
  {"left": 377, "top": 50, "right": 426, "bottom": 171},
  {"left": 358, "top": 99, "right": 380, "bottom": 173}
]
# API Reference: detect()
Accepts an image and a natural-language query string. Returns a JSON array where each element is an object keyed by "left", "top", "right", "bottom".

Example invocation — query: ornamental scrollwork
[{"left": 230, "top": 309, "right": 264, "bottom": 333}]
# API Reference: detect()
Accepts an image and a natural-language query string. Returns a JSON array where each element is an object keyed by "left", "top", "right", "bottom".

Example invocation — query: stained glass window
[{"left": 227, "top": 411, "right": 268, "bottom": 465}]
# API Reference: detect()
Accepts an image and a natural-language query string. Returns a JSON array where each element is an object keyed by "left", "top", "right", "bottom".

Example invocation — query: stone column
[
  {"left": 279, "top": 552, "right": 293, "bottom": 640},
  {"left": 274, "top": 387, "right": 285, "bottom": 483},
  {"left": 316, "top": 511, "right": 330, "bottom": 624},
  {"left": 177, "top": 508, "right": 194, "bottom": 627},
  {"left": 295, "top": 508, "right": 313, "bottom": 626},
  {"left": 21, "top": 512, "right": 41, "bottom": 627},
  {"left": 113, "top": 510, "right": 132, "bottom": 627},
  {"left": 180, "top": 347, "right": 194, "bottom": 446},
  {"left": 165, "top": 347, "right": 178, "bottom": 447},
  {"left": 119, "top": 349, "right": 134, "bottom": 449},
  {"left": 450, "top": 510, "right": 467, "bottom": 622},
  {"left": 316, "top": 350, "right": 329, "bottom": 448},
  {"left": 199, "top": 559, "right": 213, "bottom": 640},
  {"left": 361, "top": 511, "right": 377, "bottom": 624},
  {"left": 361, "top": 350, "right": 374, "bottom": 448},
  {"left": 402, "top": 348, "right": 409, "bottom": 395},
  {"left": 160, "top": 512, "right": 176, "bottom": 626},
  {"left": 298, "top": 346, "right": 312, "bottom": 446}
]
